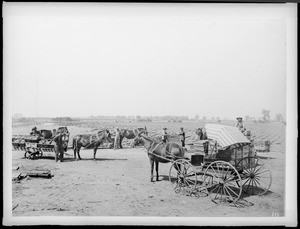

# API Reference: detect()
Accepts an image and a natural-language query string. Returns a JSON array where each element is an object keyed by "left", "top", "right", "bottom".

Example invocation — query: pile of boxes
[{"left": 255, "top": 140, "right": 271, "bottom": 152}]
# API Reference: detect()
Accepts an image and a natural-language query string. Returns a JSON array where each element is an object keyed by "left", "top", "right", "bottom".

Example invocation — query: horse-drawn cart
[
  {"left": 12, "top": 127, "right": 70, "bottom": 159},
  {"left": 12, "top": 135, "right": 56, "bottom": 159},
  {"left": 166, "top": 124, "right": 272, "bottom": 204}
]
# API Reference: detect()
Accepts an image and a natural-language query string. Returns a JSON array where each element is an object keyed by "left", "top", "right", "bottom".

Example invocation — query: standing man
[
  {"left": 162, "top": 128, "right": 168, "bottom": 143},
  {"left": 178, "top": 127, "right": 186, "bottom": 147},
  {"left": 52, "top": 129, "right": 57, "bottom": 137},
  {"left": 236, "top": 117, "right": 246, "bottom": 133},
  {"left": 114, "top": 127, "right": 121, "bottom": 150},
  {"left": 30, "top": 126, "right": 39, "bottom": 136},
  {"left": 53, "top": 131, "right": 64, "bottom": 162}
]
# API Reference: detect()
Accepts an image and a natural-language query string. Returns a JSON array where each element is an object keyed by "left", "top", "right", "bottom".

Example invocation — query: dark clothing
[
  {"left": 162, "top": 133, "right": 168, "bottom": 143},
  {"left": 179, "top": 131, "right": 186, "bottom": 147},
  {"left": 53, "top": 133, "right": 64, "bottom": 162}
]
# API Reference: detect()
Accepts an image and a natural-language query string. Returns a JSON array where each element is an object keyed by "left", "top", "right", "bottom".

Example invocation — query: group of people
[
  {"left": 160, "top": 116, "right": 246, "bottom": 148},
  {"left": 160, "top": 126, "right": 208, "bottom": 148}
]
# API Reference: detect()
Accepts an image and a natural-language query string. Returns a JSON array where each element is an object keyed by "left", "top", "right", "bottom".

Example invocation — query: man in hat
[
  {"left": 53, "top": 131, "right": 64, "bottom": 162},
  {"left": 30, "top": 126, "right": 39, "bottom": 135},
  {"left": 162, "top": 128, "right": 168, "bottom": 143},
  {"left": 114, "top": 127, "right": 121, "bottom": 150},
  {"left": 236, "top": 117, "right": 246, "bottom": 133},
  {"left": 178, "top": 127, "right": 186, "bottom": 147}
]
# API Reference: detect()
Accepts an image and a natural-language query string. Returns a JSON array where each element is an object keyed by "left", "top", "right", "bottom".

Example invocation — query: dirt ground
[
  {"left": 12, "top": 147, "right": 284, "bottom": 217},
  {"left": 11, "top": 121, "right": 285, "bottom": 218}
]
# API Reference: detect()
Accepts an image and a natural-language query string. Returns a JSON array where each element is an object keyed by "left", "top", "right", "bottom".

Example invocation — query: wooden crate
[{"left": 255, "top": 140, "right": 270, "bottom": 152}]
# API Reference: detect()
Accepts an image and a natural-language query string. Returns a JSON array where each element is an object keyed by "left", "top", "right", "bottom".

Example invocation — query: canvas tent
[{"left": 205, "top": 124, "right": 250, "bottom": 149}]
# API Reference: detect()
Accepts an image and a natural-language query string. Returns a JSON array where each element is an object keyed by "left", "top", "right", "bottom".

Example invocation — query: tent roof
[{"left": 205, "top": 124, "right": 250, "bottom": 148}]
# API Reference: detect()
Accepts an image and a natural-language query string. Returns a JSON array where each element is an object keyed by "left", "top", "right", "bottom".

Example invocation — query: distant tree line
[
  {"left": 136, "top": 115, "right": 189, "bottom": 121},
  {"left": 52, "top": 117, "right": 73, "bottom": 122},
  {"left": 88, "top": 115, "right": 189, "bottom": 121}
]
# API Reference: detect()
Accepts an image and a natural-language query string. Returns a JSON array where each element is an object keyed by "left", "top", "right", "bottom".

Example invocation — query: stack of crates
[
  {"left": 230, "top": 144, "right": 255, "bottom": 167},
  {"left": 255, "top": 140, "right": 270, "bottom": 152}
]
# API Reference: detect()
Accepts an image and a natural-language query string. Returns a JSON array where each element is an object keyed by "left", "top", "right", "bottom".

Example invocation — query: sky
[{"left": 3, "top": 3, "right": 290, "bottom": 119}]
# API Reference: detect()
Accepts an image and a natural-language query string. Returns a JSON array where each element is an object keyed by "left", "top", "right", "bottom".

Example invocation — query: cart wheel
[
  {"left": 236, "top": 156, "right": 272, "bottom": 196},
  {"left": 203, "top": 161, "right": 242, "bottom": 204},
  {"left": 169, "top": 159, "right": 197, "bottom": 196},
  {"left": 36, "top": 150, "right": 43, "bottom": 158},
  {"left": 24, "top": 151, "right": 30, "bottom": 159}
]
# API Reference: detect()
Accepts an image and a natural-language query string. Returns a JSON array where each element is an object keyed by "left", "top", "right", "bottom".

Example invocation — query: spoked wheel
[
  {"left": 24, "top": 151, "right": 31, "bottom": 159},
  {"left": 24, "top": 150, "right": 36, "bottom": 159},
  {"left": 203, "top": 161, "right": 242, "bottom": 204},
  {"left": 236, "top": 156, "right": 272, "bottom": 196},
  {"left": 36, "top": 150, "right": 43, "bottom": 158},
  {"left": 169, "top": 159, "right": 197, "bottom": 195}
]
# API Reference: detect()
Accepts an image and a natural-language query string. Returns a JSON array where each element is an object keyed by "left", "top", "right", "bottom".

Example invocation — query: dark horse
[
  {"left": 30, "top": 129, "right": 53, "bottom": 139},
  {"left": 72, "top": 130, "right": 112, "bottom": 160},
  {"left": 119, "top": 127, "right": 148, "bottom": 148},
  {"left": 132, "top": 134, "right": 185, "bottom": 182}
]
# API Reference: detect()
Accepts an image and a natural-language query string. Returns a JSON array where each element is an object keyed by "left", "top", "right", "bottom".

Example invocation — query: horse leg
[
  {"left": 93, "top": 148, "right": 97, "bottom": 160},
  {"left": 119, "top": 136, "right": 123, "bottom": 149},
  {"left": 77, "top": 146, "right": 82, "bottom": 160},
  {"left": 73, "top": 142, "right": 77, "bottom": 160},
  {"left": 149, "top": 158, "right": 154, "bottom": 182},
  {"left": 155, "top": 161, "right": 159, "bottom": 181},
  {"left": 74, "top": 148, "right": 77, "bottom": 160},
  {"left": 93, "top": 142, "right": 100, "bottom": 160}
]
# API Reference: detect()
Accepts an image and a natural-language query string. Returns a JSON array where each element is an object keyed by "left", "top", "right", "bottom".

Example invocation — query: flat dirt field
[{"left": 11, "top": 120, "right": 286, "bottom": 218}]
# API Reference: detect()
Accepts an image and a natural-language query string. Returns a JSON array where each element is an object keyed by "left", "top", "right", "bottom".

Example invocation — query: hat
[
  {"left": 32, "top": 126, "right": 37, "bottom": 130},
  {"left": 163, "top": 127, "right": 167, "bottom": 130},
  {"left": 236, "top": 117, "right": 243, "bottom": 120},
  {"left": 180, "top": 127, "right": 184, "bottom": 130}
]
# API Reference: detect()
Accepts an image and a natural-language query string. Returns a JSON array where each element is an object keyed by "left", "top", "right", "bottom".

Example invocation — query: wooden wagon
[
  {"left": 12, "top": 127, "right": 70, "bottom": 159},
  {"left": 166, "top": 124, "right": 272, "bottom": 204}
]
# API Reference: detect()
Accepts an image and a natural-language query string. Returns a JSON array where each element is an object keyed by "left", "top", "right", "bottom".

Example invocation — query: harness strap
[{"left": 147, "top": 141, "right": 157, "bottom": 153}]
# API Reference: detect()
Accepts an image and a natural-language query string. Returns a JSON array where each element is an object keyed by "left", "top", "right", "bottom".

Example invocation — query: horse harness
[{"left": 146, "top": 140, "right": 182, "bottom": 161}]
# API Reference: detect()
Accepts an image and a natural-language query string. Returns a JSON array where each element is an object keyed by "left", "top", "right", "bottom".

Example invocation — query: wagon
[
  {"left": 167, "top": 124, "right": 272, "bottom": 204},
  {"left": 12, "top": 127, "right": 70, "bottom": 159}
]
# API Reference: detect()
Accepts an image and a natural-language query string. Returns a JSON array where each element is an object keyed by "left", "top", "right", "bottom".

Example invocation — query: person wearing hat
[
  {"left": 53, "top": 131, "right": 64, "bottom": 162},
  {"left": 114, "top": 127, "right": 121, "bottom": 150},
  {"left": 236, "top": 117, "right": 246, "bottom": 133},
  {"left": 178, "top": 127, "right": 186, "bottom": 147},
  {"left": 30, "top": 126, "right": 39, "bottom": 136},
  {"left": 161, "top": 128, "right": 168, "bottom": 143}
]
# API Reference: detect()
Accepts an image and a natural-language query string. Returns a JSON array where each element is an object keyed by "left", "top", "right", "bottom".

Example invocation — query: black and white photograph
[{"left": 2, "top": 2, "right": 297, "bottom": 226}]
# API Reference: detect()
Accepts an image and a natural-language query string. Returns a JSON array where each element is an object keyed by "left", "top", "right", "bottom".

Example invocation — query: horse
[
  {"left": 30, "top": 129, "right": 53, "bottom": 139},
  {"left": 132, "top": 134, "right": 185, "bottom": 182},
  {"left": 72, "top": 130, "right": 112, "bottom": 160},
  {"left": 118, "top": 127, "right": 148, "bottom": 148}
]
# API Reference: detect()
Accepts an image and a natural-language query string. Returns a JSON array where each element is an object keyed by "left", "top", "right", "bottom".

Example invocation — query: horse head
[
  {"left": 131, "top": 132, "right": 142, "bottom": 147},
  {"left": 105, "top": 130, "right": 113, "bottom": 142}
]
